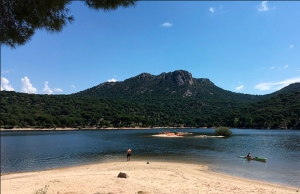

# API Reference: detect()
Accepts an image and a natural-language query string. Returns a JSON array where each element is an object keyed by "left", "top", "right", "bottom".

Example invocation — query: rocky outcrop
[
  {"left": 159, "top": 70, "right": 193, "bottom": 86},
  {"left": 137, "top": 73, "right": 154, "bottom": 80}
]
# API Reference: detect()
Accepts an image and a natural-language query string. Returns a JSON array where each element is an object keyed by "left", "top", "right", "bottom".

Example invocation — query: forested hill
[
  {"left": 74, "top": 70, "right": 263, "bottom": 104},
  {"left": 0, "top": 70, "right": 300, "bottom": 129},
  {"left": 267, "top": 82, "right": 300, "bottom": 96},
  {"left": 232, "top": 91, "right": 300, "bottom": 129}
]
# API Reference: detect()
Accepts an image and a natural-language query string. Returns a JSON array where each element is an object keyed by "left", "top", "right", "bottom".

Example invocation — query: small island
[{"left": 152, "top": 130, "right": 192, "bottom": 137}]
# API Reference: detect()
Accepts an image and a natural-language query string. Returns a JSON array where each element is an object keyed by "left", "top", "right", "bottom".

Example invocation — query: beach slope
[{"left": 1, "top": 161, "right": 298, "bottom": 194}]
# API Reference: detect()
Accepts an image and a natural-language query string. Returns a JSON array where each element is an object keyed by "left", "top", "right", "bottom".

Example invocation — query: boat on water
[{"left": 239, "top": 156, "right": 267, "bottom": 162}]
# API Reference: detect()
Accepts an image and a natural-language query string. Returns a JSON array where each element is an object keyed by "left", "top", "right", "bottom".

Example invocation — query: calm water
[{"left": 1, "top": 129, "right": 299, "bottom": 188}]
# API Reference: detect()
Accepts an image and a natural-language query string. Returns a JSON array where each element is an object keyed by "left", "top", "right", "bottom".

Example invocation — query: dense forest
[{"left": 1, "top": 70, "right": 300, "bottom": 129}]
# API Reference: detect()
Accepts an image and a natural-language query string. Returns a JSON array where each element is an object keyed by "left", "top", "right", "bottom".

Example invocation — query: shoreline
[
  {"left": 0, "top": 127, "right": 200, "bottom": 132},
  {"left": 1, "top": 161, "right": 298, "bottom": 194}
]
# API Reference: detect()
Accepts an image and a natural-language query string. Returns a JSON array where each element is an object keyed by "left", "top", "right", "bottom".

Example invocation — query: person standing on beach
[{"left": 127, "top": 148, "right": 132, "bottom": 161}]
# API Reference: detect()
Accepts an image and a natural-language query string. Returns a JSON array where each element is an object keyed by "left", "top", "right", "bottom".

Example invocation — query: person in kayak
[{"left": 247, "top": 153, "right": 252, "bottom": 159}]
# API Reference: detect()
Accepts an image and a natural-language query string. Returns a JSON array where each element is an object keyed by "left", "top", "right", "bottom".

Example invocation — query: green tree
[
  {"left": 1, "top": 0, "right": 136, "bottom": 48},
  {"left": 215, "top": 127, "right": 232, "bottom": 137},
  {"left": 8, "top": 119, "right": 18, "bottom": 128},
  {"left": 245, "top": 117, "right": 253, "bottom": 128},
  {"left": 24, "top": 116, "right": 36, "bottom": 126},
  {"left": 59, "top": 116, "right": 69, "bottom": 128},
  {"left": 233, "top": 117, "right": 239, "bottom": 128}
]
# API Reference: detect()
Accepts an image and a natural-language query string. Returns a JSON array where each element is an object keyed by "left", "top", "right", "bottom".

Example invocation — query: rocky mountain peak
[
  {"left": 136, "top": 73, "right": 154, "bottom": 80},
  {"left": 159, "top": 70, "right": 193, "bottom": 86}
]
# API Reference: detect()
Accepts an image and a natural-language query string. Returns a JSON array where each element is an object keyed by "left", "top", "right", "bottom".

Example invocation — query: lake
[{"left": 1, "top": 128, "right": 299, "bottom": 188}]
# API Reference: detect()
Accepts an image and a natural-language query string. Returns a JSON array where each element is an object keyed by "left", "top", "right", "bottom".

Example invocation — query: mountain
[
  {"left": 74, "top": 70, "right": 210, "bottom": 98},
  {"left": 268, "top": 82, "right": 300, "bottom": 96},
  {"left": 237, "top": 91, "right": 300, "bottom": 129},
  {"left": 1, "top": 70, "right": 299, "bottom": 129},
  {"left": 74, "top": 70, "right": 264, "bottom": 103}
]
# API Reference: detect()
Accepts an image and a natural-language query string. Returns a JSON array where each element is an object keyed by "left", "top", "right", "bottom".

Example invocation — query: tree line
[{"left": 1, "top": 91, "right": 299, "bottom": 129}]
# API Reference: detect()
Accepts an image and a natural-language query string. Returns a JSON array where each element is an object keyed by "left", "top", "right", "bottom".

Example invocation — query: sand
[
  {"left": 1, "top": 161, "right": 298, "bottom": 194},
  {"left": 152, "top": 134, "right": 183, "bottom": 137}
]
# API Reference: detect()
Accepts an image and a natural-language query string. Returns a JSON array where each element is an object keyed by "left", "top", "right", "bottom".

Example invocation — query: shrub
[
  {"left": 34, "top": 185, "right": 49, "bottom": 194},
  {"left": 215, "top": 127, "right": 232, "bottom": 137}
]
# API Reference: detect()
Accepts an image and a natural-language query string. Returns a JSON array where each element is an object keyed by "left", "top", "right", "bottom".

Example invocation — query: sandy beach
[{"left": 1, "top": 161, "right": 298, "bottom": 194}]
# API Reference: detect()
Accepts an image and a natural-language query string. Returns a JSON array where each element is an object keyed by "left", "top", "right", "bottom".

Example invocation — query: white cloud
[
  {"left": 254, "top": 77, "right": 300, "bottom": 91},
  {"left": 42, "top": 81, "right": 53, "bottom": 94},
  {"left": 236, "top": 85, "right": 244, "bottom": 91},
  {"left": 3, "top": 69, "right": 11, "bottom": 73},
  {"left": 107, "top": 78, "right": 118, "bottom": 82},
  {"left": 71, "top": 85, "right": 76, "bottom": 88},
  {"left": 161, "top": 22, "right": 172, "bottom": 27},
  {"left": 53, "top": 88, "right": 63, "bottom": 92},
  {"left": 284, "top": 64, "right": 289, "bottom": 69},
  {"left": 209, "top": 7, "right": 214, "bottom": 13},
  {"left": 1, "top": 77, "right": 15, "bottom": 91},
  {"left": 270, "top": 67, "right": 275, "bottom": 70},
  {"left": 21, "top": 76, "right": 37, "bottom": 94},
  {"left": 290, "top": 45, "right": 294, "bottom": 48},
  {"left": 258, "top": 1, "right": 269, "bottom": 12}
]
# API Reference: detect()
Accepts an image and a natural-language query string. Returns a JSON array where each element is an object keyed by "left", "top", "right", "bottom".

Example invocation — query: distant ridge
[
  {"left": 1, "top": 70, "right": 299, "bottom": 129},
  {"left": 268, "top": 82, "right": 300, "bottom": 96},
  {"left": 74, "top": 70, "right": 300, "bottom": 105},
  {"left": 74, "top": 70, "right": 260, "bottom": 101}
]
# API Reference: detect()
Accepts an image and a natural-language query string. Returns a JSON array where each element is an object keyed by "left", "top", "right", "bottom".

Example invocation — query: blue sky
[{"left": 1, "top": 1, "right": 300, "bottom": 95}]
